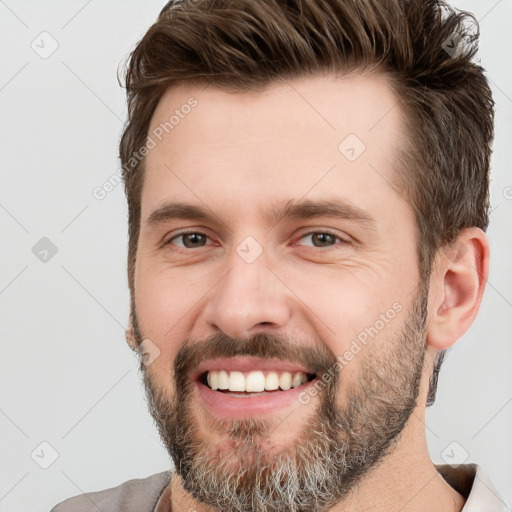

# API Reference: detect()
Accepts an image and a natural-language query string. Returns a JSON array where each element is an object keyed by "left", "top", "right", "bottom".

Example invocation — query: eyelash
[{"left": 165, "top": 230, "right": 348, "bottom": 250}]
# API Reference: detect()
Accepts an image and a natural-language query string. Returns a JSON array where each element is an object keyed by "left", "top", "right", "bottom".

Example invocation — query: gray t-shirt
[{"left": 50, "top": 464, "right": 506, "bottom": 511}]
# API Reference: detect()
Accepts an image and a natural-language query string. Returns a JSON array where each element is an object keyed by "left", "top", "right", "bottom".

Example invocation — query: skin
[{"left": 127, "top": 72, "right": 489, "bottom": 511}]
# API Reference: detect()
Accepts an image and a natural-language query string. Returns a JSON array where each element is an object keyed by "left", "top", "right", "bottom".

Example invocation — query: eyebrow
[
  {"left": 265, "top": 199, "right": 376, "bottom": 227},
  {"left": 144, "top": 199, "right": 376, "bottom": 230}
]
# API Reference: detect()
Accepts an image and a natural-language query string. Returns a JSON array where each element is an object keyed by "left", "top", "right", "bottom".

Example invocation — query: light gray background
[{"left": 0, "top": 1, "right": 510, "bottom": 511}]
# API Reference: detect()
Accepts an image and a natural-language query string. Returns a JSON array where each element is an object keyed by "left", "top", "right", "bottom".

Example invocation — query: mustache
[{"left": 172, "top": 331, "right": 339, "bottom": 389}]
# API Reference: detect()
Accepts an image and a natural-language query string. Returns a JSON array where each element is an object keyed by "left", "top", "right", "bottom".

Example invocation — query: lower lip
[{"left": 194, "top": 379, "right": 316, "bottom": 419}]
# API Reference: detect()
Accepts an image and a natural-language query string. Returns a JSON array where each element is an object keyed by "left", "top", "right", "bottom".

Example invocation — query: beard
[{"left": 133, "top": 283, "right": 428, "bottom": 512}]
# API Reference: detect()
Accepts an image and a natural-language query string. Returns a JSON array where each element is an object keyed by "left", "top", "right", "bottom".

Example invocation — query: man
[{"left": 52, "top": 0, "right": 505, "bottom": 510}]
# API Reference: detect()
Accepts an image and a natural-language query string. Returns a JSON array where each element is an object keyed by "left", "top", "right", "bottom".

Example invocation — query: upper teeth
[{"left": 206, "top": 370, "right": 309, "bottom": 392}]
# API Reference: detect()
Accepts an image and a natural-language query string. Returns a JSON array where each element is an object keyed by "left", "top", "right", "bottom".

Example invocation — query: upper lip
[{"left": 189, "top": 356, "right": 315, "bottom": 382}]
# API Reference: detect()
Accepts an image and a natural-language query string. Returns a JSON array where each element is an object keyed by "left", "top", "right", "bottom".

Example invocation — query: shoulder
[{"left": 50, "top": 470, "right": 173, "bottom": 512}]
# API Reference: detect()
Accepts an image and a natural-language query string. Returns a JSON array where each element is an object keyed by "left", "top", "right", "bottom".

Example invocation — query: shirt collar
[{"left": 435, "top": 463, "right": 507, "bottom": 511}]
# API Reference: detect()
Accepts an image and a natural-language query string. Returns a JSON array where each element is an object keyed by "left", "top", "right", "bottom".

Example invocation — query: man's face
[{"left": 132, "top": 73, "right": 429, "bottom": 511}]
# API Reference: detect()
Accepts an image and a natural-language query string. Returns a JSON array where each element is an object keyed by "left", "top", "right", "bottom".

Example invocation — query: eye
[
  {"left": 166, "top": 230, "right": 348, "bottom": 251},
  {"left": 167, "top": 231, "right": 213, "bottom": 249},
  {"left": 296, "top": 231, "right": 347, "bottom": 248}
]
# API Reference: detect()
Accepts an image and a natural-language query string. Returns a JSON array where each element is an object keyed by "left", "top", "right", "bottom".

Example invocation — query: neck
[{"left": 326, "top": 410, "right": 466, "bottom": 512}]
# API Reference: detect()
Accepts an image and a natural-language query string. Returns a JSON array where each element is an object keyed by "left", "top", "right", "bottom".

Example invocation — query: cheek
[
  {"left": 283, "top": 263, "right": 401, "bottom": 330},
  {"left": 135, "top": 258, "right": 208, "bottom": 328},
  {"left": 134, "top": 267, "right": 200, "bottom": 370},
  {"left": 287, "top": 269, "right": 409, "bottom": 381}
]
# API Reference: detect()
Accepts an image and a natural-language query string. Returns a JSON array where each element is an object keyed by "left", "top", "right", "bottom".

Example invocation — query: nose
[{"left": 202, "top": 248, "right": 292, "bottom": 339}]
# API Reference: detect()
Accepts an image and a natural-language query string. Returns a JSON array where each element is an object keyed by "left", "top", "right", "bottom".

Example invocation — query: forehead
[{"left": 142, "top": 72, "right": 407, "bottom": 225}]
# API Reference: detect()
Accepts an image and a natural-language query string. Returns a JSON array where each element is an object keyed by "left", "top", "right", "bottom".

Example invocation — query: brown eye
[
  {"left": 169, "top": 232, "right": 210, "bottom": 249},
  {"left": 298, "top": 231, "right": 344, "bottom": 248}
]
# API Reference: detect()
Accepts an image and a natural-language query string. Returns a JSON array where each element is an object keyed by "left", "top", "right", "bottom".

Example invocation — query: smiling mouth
[{"left": 199, "top": 369, "right": 317, "bottom": 395}]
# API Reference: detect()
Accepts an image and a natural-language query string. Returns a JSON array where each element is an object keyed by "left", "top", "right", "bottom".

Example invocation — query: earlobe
[
  {"left": 125, "top": 323, "right": 138, "bottom": 351},
  {"left": 427, "top": 228, "right": 489, "bottom": 350}
]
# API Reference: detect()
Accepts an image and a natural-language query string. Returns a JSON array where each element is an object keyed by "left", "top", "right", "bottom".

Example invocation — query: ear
[
  {"left": 426, "top": 228, "right": 489, "bottom": 350},
  {"left": 125, "top": 321, "right": 138, "bottom": 351}
]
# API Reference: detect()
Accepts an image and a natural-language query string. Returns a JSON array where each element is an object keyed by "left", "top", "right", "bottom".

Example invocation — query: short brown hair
[{"left": 119, "top": 0, "right": 495, "bottom": 406}]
